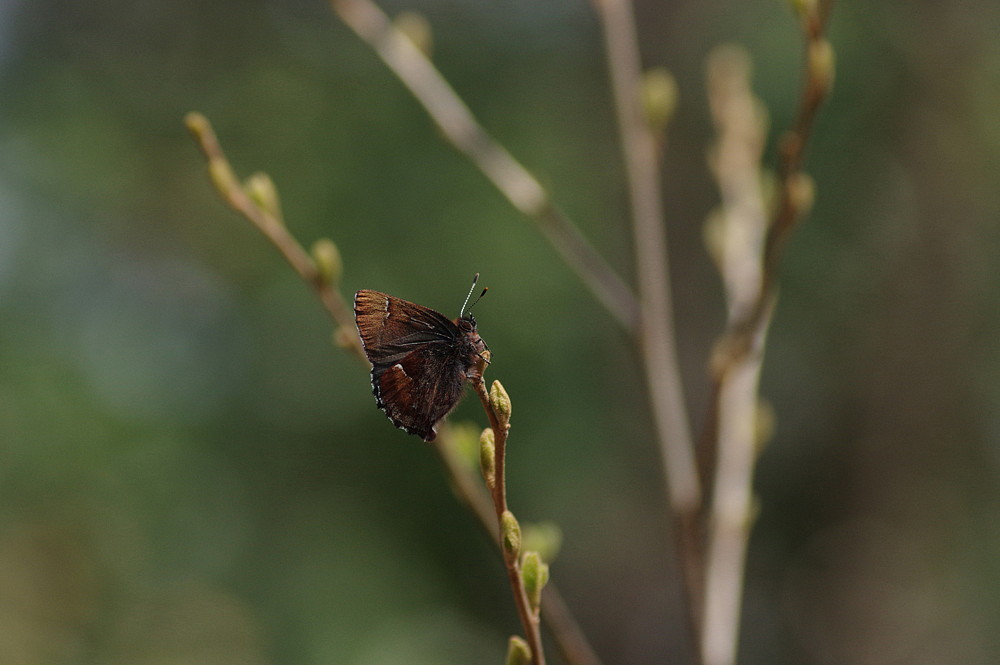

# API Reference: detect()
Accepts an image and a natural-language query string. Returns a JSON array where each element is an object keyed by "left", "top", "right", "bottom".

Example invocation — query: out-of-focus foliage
[{"left": 0, "top": 1, "right": 998, "bottom": 664}]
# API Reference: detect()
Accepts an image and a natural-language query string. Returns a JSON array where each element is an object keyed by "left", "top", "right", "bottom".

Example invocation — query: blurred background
[{"left": 1, "top": 0, "right": 999, "bottom": 663}]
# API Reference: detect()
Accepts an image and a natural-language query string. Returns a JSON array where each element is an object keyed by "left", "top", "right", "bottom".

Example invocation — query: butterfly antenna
[
  {"left": 468, "top": 287, "right": 488, "bottom": 312},
  {"left": 459, "top": 273, "right": 480, "bottom": 318}
]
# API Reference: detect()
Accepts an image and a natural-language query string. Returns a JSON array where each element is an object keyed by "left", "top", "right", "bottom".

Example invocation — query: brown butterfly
[{"left": 354, "top": 275, "right": 489, "bottom": 441}]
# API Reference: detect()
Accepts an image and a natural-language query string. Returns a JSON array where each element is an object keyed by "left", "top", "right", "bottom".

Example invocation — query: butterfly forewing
[{"left": 354, "top": 290, "right": 458, "bottom": 364}]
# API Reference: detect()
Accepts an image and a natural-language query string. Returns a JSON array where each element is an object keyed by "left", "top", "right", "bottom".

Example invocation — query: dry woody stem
[
  {"left": 699, "top": 4, "right": 834, "bottom": 665},
  {"left": 184, "top": 112, "right": 363, "bottom": 359},
  {"left": 592, "top": 0, "right": 706, "bottom": 649},
  {"left": 329, "top": 0, "right": 639, "bottom": 332}
]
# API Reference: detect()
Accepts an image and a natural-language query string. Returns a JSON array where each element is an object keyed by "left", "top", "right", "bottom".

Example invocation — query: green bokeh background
[{"left": 2, "top": 1, "right": 999, "bottom": 664}]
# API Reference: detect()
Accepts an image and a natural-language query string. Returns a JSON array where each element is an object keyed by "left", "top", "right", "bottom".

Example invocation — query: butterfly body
[{"left": 354, "top": 289, "right": 488, "bottom": 441}]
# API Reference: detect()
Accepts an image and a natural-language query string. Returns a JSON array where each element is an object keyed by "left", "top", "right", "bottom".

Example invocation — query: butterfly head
[{"left": 457, "top": 314, "right": 477, "bottom": 332}]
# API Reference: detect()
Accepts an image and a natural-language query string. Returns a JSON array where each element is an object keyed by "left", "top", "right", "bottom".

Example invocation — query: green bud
[
  {"left": 208, "top": 158, "right": 240, "bottom": 202},
  {"left": 807, "top": 38, "right": 836, "bottom": 98},
  {"left": 489, "top": 380, "right": 511, "bottom": 425},
  {"left": 479, "top": 428, "right": 496, "bottom": 490},
  {"left": 786, "top": 171, "right": 815, "bottom": 219},
  {"left": 505, "top": 636, "right": 531, "bottom": 665},
  {"left": 501, "top": 511, "right": 521, "bottom": 562},
  {"left": 394, "top": 11, "right": 433, "bottom": 57},
  {"left": 522, "top": 521, "right": 562, "bottom": 563},
  {"left": 521, "top": 551, "right": 549, "bottom": 613},
  {"left": 184, "top": 111, "right": 211, "bottom": 140},
  {"left": 244, "top": 172, "right": 283, "bottom": 220},
  {"left": 640, "top": 67, "right": 678, "bottom": 134},
  {"left": 310, "top": 238, "right": 343, "bottom": 286}
]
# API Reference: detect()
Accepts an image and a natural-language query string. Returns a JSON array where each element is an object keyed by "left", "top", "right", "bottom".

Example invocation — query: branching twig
[
  {"left": 434, "top": 431, "right": 603, "bottom": 665},
  {"left": 591, "top": 0, "right": 705, "bottom": 651},
  {"left": 186, "top": 112, "right": 599, "bottom": 665},
  {"left": 719, "top": 0, "right": 835, "bottom": 354},
  {"left": 700, "top": 45, "right": 770, "bottom": 665},
  {"left": 185, "top": 112, "right": 363, "bottom": 359},
  {"left": 700, "top": 3, "right": 834, "bottom": 664},
  {"left": 473, "top": 378, "right": 546, "bottom": 665},
  {"left": 329, "top": 0, "right": 639, "bottom": 332}
]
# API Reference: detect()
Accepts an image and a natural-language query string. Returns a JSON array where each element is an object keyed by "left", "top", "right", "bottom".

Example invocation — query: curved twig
[
  {"left": 329, "top": 0, "right": 639, "bottom": 332},
  {"left": 700, "top": 3, "right": 835, "bottom": 664},
  {"left": 591, "top": 0, "right": 705, "bottom": 652},
  {"left": 186, "top": 112, "right": 599, "bottom": 665}
]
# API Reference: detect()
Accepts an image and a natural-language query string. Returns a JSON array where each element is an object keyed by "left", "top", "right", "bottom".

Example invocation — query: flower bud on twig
[
  {"left": 393, "top": 11, "right": 433, "bottom": 57},
  {"left": 640, "top": 67, "right": 678, "bottom": 135},
  {"left": 505, "top": 636, "right": 531, "bottom": 665},
  {"left": 489, "top": 380, "right": 512, "bottom": 427},
  {"left": 501, "top": 510, "right": 521, "bottom": 562},
  {"left": 807, "top": 38, "right": 836, "bottom": 100},
  {"left": 244, "top": 172, "right": 283, "bottom": 221},
  {"left": 479, "top": 427, "right": 496, "bottom": 490},
  {"left": 311, "top": 238, "right": 343, "bottom": 286},
  {"left": 208, "top": 159, "right": 240, "bottom": 204},
  {"left": 521, "top": 551, "right": 549, "bottom": 613}
]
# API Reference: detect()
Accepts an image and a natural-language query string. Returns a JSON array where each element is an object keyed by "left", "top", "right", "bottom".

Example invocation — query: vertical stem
[
  {"left": 594, "top": 0, "right": 699, "bottom": 510},
  {"left": 700, "top": 309, "right": 770, "bottom": 665},
  {"left": 700, "top": 1, "right": 835, "bottom": 660},
  {"left": 593, "top": 0, "right": 705, "bottom": 655},
  {"left": 473, "top": 379, "right": 545, "bottom": 665}
]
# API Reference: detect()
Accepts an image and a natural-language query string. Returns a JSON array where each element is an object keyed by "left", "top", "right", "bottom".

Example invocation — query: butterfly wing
[
  {"left": 368, "top": 345, "right": 469, "bottom": 441},
  {"left": 354, "top": 290, "right": 467, "bottom": 441},
  {"left": 354, "top": 290, "right": 457, "bottom": 365}
]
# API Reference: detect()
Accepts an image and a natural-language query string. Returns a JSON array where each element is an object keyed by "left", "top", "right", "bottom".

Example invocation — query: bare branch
[
  {"left": 188, "top": 111, "right": 602, "bottom": 665},
  {"left": 699, "top": 44, "right": 770, "bottom": 665},
  {"left": 329, "top": 0, "right": 639, "bottom": 331},
  {"left": 699, "top": 1, "right": 835, "bottom": 661},
  {"left": 592, "top": 0, "right": 704, "bottom": 652},
  {"left": 184, "top": 111, "right": 364, "bottom": 359}
]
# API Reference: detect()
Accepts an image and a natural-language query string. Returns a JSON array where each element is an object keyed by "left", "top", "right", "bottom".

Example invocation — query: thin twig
[
  {"left": 329, "top": 0, "right": 639, "bottom": 332},
  {"left": 433, "top": 436, "right": 603, "bottom": 665},
  {"left": 699, "top": 2, "right": 835, "bottom": 663},
  {"left": 184, "top": 112, "right": 363, "bottom": 359},
  {"left": 722, "top": 0, "right": 835, "bottom": 352},
  {"left": 591, "top": 0, "right": 705, "bottom": 652},
  {"left": 473, "top": 379, "right": 546, "bottom": 665},
  {"left": 700, "top": 45, "right": 770, "bottom": 665},
  {"left": 187, "top": 112, "right": 601, "bottom": 665}
]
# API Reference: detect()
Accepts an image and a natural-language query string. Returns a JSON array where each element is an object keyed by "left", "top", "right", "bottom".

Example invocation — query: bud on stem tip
[{"left": 489, "top": 380, "right": 511, "bottom": 425}]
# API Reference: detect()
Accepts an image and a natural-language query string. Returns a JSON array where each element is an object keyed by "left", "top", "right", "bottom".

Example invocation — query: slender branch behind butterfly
[{"left": 354, "top": 275, "right": 490, "bottom": 441}]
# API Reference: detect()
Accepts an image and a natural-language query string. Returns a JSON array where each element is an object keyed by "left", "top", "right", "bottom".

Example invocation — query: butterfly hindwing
[{"left": 370, "top": 345, "right": 467, "bottom": 441}]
